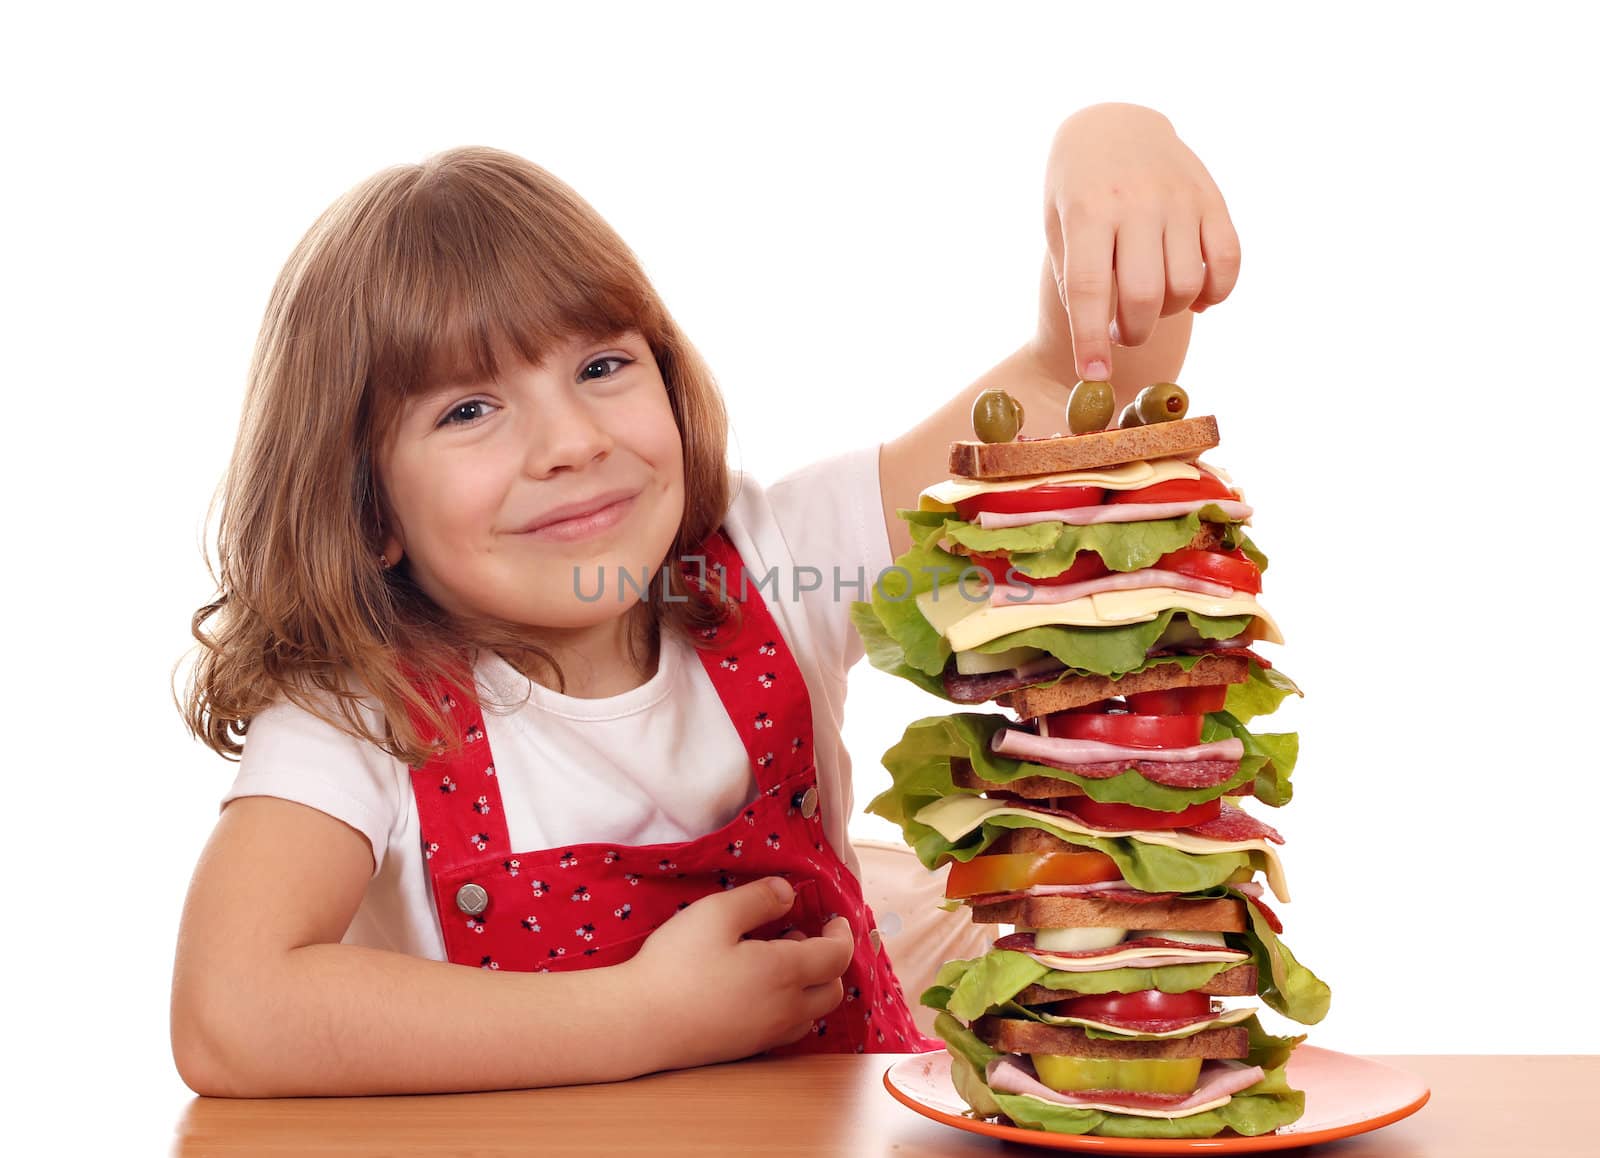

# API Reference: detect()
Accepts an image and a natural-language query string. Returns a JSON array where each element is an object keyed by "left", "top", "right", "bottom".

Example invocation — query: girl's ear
[{"left": 380, "top": 532, "right": 404, "bottom": 570}]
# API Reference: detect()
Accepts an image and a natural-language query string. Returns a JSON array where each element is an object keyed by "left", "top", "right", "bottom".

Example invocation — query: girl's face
[{"left": 378, "top": 329, "right": 686, "bottom": 632}]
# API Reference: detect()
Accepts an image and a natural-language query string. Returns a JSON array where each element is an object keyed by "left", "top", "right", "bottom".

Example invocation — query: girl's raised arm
[{"left": 879, "top": 102, "right": 1237, "bottom": 559}]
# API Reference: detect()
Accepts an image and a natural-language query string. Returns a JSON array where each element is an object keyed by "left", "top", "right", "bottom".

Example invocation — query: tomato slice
[
  {"left": 1054, "top": 988, "right": 1212, "bottom": 1022},
  {"left": 1155, "top": 547, "right": 1262, "bottom": 595},
  {"left": 1067, "top": 796, "right": 1222, "bottom": 830},
  {"left": 1123, "top": 685, "right": 1229, "bottom": 715},
  {"left": 944, "top": 850, "right": 1121, "bottom": 899},
  {"left": 954, "top": 484, "right": 1105, "bottom": 522},
  {"left": 1108, "top": 475, "right": 1237, "bottom": 505},
  {"left": 1044, "top": 711, "right": 1203, "bottom": 748},
  {"left": 968, "top": 551, "right": 1109, "bottom": 588}
]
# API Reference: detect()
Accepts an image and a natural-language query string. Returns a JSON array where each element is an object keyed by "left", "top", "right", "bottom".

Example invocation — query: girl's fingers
[
  {"left": 1161, "top": 213, "right": 1206, "bottom": 317},
  {"left": 1110, "top": 217, "right": 1166, "bottom": 348},
  {"left": 784, "top": 918, "right": 855, "bottom": 987},
  {"left": 800, "top": 977, "right": 846, "bottom": 1021},
  {"left": 1058, "top": 211, "right": 1115, "bottom": 381},
  {"left": 1195, "top": 207, "right": 1242, "bottom": 310}
]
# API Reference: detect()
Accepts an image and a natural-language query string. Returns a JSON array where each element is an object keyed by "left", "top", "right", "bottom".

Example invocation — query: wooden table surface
[{"left": 172, "top": 1054, "right": 1596, "bottom": 1156}]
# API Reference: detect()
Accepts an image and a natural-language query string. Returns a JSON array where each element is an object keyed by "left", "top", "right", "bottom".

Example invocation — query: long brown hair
[{"left": 179, "top": 147, "right": 732, "bottom": 767}]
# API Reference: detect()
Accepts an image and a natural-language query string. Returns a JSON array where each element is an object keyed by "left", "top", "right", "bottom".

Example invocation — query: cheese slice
[
  {"left": 1000, "top": 1089, "right": 1237, "bottom": 1120},
  {"left": 915, "top": 585, "right": 1284, "bottom": 653},
  {"left": 916, "top": 794, "right": 1290, "bottom": 901},
  {"left": 919, "top": 459, "right": 1201, "bottom": 510},
  {"left": 1027, "top": 945, "right": 1250, "bottom": 971}
]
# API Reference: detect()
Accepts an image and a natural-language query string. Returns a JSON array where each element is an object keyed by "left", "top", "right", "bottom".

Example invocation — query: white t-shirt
[{"left": 222, "top": 445, "right": 893, "bottom": 961}]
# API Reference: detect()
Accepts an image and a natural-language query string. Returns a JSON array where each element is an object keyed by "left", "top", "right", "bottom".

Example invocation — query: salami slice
[
  {"left": 1184, "top": 803, "right": 1285, "bottom": 845},
  {"left": 1013, "top": 799, "right": 1283, "bottom": 845},
  {"left": 1148, "top": 645, "right": 1272, "bottom": 670},
  {"left": 1244, "top": 893, "right": 1284, "bottom": 935},
  {"left": 1020, "top": 755, "right": 1242, "bottom": 788},
  {"left": 943, "top": 666, "right": 1059, "bottom": 704}
]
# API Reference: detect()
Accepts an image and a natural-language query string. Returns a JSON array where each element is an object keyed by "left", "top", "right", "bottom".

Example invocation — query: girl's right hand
[{"left": 622, "top": 877, "right": 854, "bottom": 1068}]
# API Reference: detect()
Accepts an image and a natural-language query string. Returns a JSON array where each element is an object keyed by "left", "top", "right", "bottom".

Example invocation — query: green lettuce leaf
[
  {"left": 1232, "top": 530, "right": 1269, "bottom": 573},
  {"left": 867, "top": 711, "right": 1294, "bottom": 822},
  {"left": 848, "top": 601, "right": 946, "bottom": 698},
  {"left": 927, "top": 950, "right": 1242, "bottom": 1022},
  {"left": 1200, "top": 710, "right": 1298, "bottom": 808},
  {"left": 887, "top": 802, "right": 1275, "bottom": 894},
  {"left": 1224, "top": 662, "right": 1303, "bottom": 723},
  {"left": 978, "top": 610, "right": 1255, "bottom": 677},
  {"left": 1236, "top": 892, "right": 1331, "bottom": 1025},
  {"left": 932, "top": 1008, "right": 1306, "bottom": 1137},
  {"left": 919, "top": 503, "right": 1250, "bottom": 579},
  {"left": 857, "top": 513, "right": 1268, "bottom": 681},
  {"left": 921, "top": 892, "right": 1329, "bottom": 1028},
  {"left": 998, "top": 1059, "right": 1305, "bottom": 1138}
]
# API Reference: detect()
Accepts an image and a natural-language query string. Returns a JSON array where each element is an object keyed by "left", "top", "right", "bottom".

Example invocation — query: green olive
[
  {"left": 1134, "top": 382, "right": 1190, "bottom": 425},
  {"left": 1117, "top": 401, "right": 1145, "bottom": 429},
  {"left": 1066, "top": 380, "right": 1116, "bottom": 434},
  {"left": 972, "top": 388, "right": 1024, "bottom": 443}
]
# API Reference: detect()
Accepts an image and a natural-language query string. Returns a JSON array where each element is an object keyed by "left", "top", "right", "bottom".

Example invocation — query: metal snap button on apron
[
  {"left": 455, "top": 883, "right": 489, "bottom": 915},
  {"left": 798, "top": 786, "right": 819, "bottom": 819},
  {"left": 868, "top": 928, "right": 883, "bottom": 953}
]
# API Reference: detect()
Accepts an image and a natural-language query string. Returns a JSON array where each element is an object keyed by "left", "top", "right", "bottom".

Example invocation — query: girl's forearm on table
[{"left": 173, "top": 940, "right": 661, "bottom": 1097}]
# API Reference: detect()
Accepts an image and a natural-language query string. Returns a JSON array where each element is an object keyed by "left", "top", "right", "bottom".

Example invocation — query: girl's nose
[{"left": 522, "top": 389, "right": 615, "bottom": 477}]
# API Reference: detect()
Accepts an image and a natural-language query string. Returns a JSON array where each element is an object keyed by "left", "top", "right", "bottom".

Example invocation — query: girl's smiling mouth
[{"left": 515, "top": 489, "right": 641, "bottom": 542}]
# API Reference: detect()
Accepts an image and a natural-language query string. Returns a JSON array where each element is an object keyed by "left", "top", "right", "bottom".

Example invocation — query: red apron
[{"left": 403, "top": 530, "right": 936, "bottom": 1054}]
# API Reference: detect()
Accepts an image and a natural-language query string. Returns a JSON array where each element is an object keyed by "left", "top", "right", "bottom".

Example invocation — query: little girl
[{"left": 171, "top": 103, "right": 1236, "bottom": 1097}]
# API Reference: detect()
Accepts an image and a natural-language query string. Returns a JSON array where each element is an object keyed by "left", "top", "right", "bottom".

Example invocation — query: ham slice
[
  {"left": 989, "top": 570, "right": 1236, "bottom": 606},
  {"left": 986, "top": 1057, "right": 1266, "bottom": 1116},
  {"left": 976, "top": 498, "right": 1254, "bottom": 530},
  {"left": 992, "top": 728, "right": 1245, "bottom": 765}
]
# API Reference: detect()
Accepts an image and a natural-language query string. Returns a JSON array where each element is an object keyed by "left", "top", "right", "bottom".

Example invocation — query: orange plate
[{"left": 883, "top": 1046, "right": 1429, "bottom": 1153}]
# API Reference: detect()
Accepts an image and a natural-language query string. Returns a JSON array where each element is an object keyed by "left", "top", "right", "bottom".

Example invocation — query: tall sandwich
[{"left": 853, "top": 383, "right": 1330, "bottom": 1138}]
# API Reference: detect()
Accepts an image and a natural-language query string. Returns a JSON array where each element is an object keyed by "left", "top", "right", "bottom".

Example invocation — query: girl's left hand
[{"left": 1043, "top": 103, "right": 1241, "bottom": 382}]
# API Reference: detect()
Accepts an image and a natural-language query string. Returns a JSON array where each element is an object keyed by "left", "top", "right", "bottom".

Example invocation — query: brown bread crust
[
  {"left": 1000, "top": 654, "right": 1249, "bottom": 720},
  {"left": 951, "top": 757, "right": 1084, "bottom": 800},
  {"left": 991, "top": 828, "right": 1105, "bottom": 856},
  {"left": 1013, "top": 964, "right": 1259, "bottom": 1006},
  {"left": 975, "top": 1018, "right": 1249, "bottom": 1059},
  {"left": 968, "top": 895, "right": 1248, "bottom": 932},
  {"left": 949, "top": 416, "right": 1220, "bottom": 480}
]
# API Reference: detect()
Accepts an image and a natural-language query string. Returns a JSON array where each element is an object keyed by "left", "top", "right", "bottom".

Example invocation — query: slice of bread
[
  {"left": 952, "top": 757, "right": 1084, "bottom": 800},
  {"left": 949, "top": 416, "right": 1220, "bottom": 480},
  {"left": 1013, "top": 963, "right": 1258, "bottom": 1006},
  {"left": 1001, "top": 654, "right": 1249, "bottom": 719},
  {"left": 991, "top": 827, "right": 1110, "bottom": 856},
  {"left": 969, "top": 894, "right": 1248, "bottom": 932},
  {"left": 975, "top": 1018, "right": 1249, "bottom": 1059}
]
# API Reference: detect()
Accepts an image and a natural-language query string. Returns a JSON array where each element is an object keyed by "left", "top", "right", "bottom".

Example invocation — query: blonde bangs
[{"left": 360, "top": 150, "right": 667, "bottom": 434}]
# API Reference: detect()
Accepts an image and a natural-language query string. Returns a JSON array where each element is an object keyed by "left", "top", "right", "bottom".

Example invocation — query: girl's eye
[
  {"left": 440, "top": 399, "right": 498, "bottom": 427},
  {"left": 580, "top": 356, "right": 632, "bottom": 382}
]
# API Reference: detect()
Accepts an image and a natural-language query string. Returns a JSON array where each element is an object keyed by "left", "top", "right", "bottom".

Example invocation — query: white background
[{"left": 5, "top": 1, "right": 1596, "bottom": 1149}]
